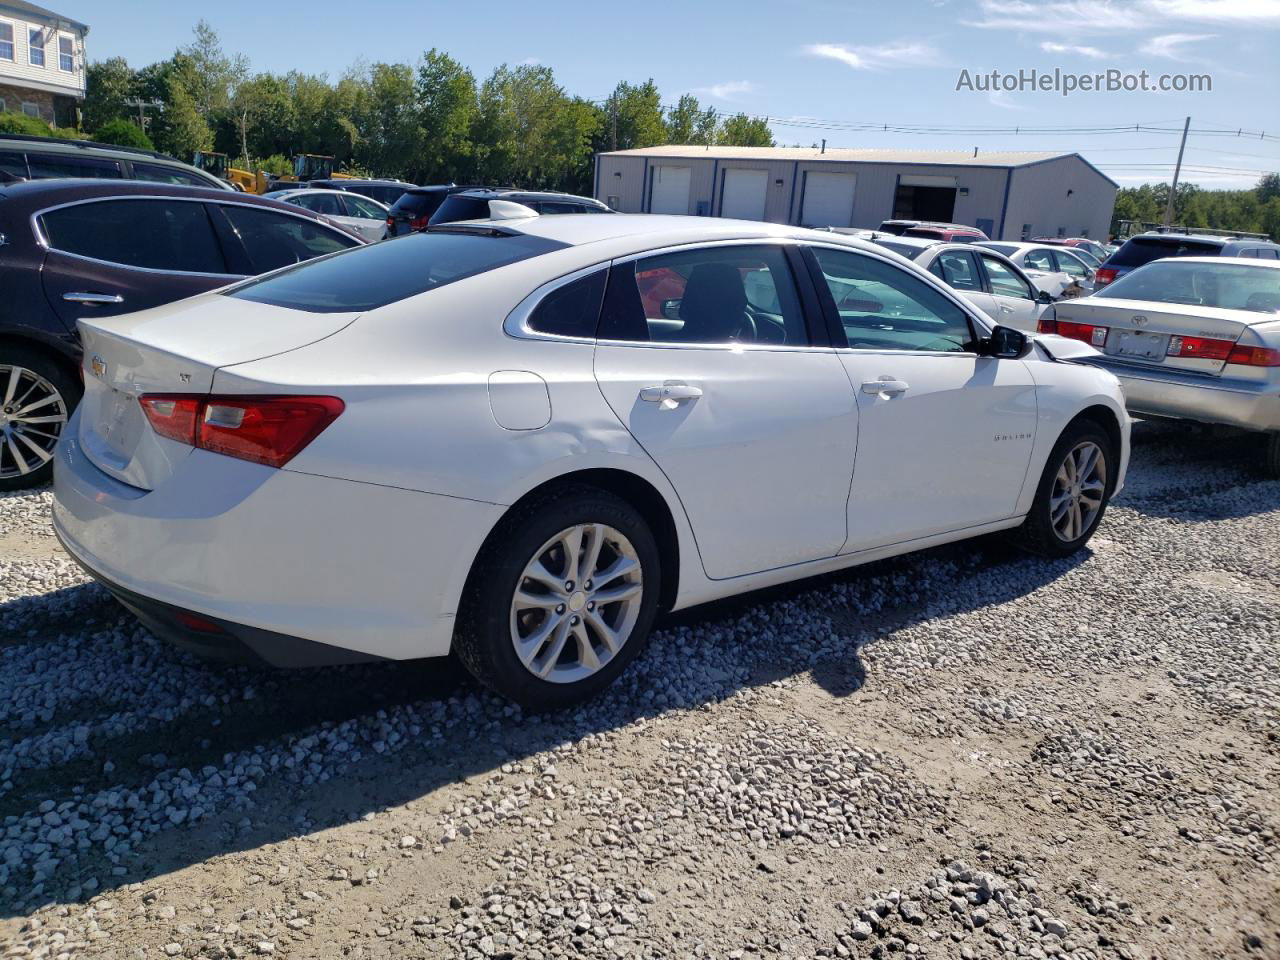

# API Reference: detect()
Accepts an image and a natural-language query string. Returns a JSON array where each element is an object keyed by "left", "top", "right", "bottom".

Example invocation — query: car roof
[
  {"left": 0, "top": 133, "right": 184, "bottom": 163},
  {"left": 0, "top": 178, "right": 344, "bottom": 216},
  {"left": 314, "top": 178, "right": 412, "bottom": 186},
  {"left": 1141, "top": 255, "right": 1280, "bottom": 270},
  {"left": 453, "top": 188, "right": 602, "bottom": 202},
  {"left": 1129, "top": 232, "right": 1230, "bottom": 246}
]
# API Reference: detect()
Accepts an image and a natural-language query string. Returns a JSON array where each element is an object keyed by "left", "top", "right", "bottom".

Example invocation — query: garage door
[
  {"left": 800, "top": 171, "right": 856, "bottom": 228},
  {"left": 720, "top": 169, "right": 767, "bottom": 221},
  {"left": 649, "top": 165, "right": 691, "bottom": 215}
]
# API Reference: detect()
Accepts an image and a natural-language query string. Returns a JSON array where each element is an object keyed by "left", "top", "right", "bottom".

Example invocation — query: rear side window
[
  {"left": 1110, "top": 236, "right": 1221, "bottom": 268},
  {"left": 27, "top": 153, "right": 121, "bottom": 179},
  {"left": 0, "top": 150, "right": 27, "bottom": 179},
  {"left": 429, "top": 195, "right": 494, "bottom": 225},
  {"left": 342, "top": 194, "right": 385, "bottom": 219},
  {"left": 527, "top": 271, "right": 607, "bottom": 338},
  {"left": 356, "top": 185, "right": 407, "bottom": 206},
  {"left": 40, "top": 198, "right": 227, "bottom": 273},
  {"left": 229, "top": 229, "right": 567, "bottom": 312},
  {"left": 390, "top": 190, "right": 448, "bottom": 219},
  {"left": 290, "top": 192, "right": 344, "bottom": 215},
  {"left": 217, "top": 205, "right": 357, "bottom": 274},
  {"left": 931, "top": 250, "right": 982, "bottom": 291},
  {"left": 130, "top": 161, "right": 214, "bottom": 188}
]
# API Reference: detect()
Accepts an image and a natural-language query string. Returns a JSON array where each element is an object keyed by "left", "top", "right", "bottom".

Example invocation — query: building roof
[
  {"left": 0, "top": 0, "right": 88, "bottom": 32},
  {"left": 600, "top": 145, "right": 1075, "bottom": 168}
]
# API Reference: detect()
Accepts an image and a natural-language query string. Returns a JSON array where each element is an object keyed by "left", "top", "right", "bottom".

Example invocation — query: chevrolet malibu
[{"left": 52, "top": 215, "right": 1130, "bottom": 709}]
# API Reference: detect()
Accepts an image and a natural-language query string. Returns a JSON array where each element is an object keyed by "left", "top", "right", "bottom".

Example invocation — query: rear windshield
[
  {"left": 389, "top": 190, "right": 451, "bottom": 218},
  {"left": 1095, "top": 260, "right": 1280, "bottom": 313},
  {"left": 1109, "top": 236, "right": 1222, "bottom": 268},
  {"left": 430, "top": 195, "right": 496, "bottom": 225},
  {"left": 227, "top": 229, "right": 566, "bottom": 312},
  {"left": 980, "top": 243, "right": 1018, "bottom": 256},
  {"left": 872, "top": 240, "right": 927, "bottom": 260},
  {"left": 351, "top": 184, "right": 409, "bottom": 206}
]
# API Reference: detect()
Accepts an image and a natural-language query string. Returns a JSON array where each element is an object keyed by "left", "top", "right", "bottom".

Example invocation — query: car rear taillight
[
  {"left": 408, "top": 213, "right": 431, "bottom": 231},
  {"left": 1226, "top": 344, "right": 1280, "bottom": 367},
  {"left": 139, "top": 394, "right": 344, "bottom": 468},
  {"left": 1094, "top": 267, "right": 1118, "bottom": 286},
  {"left": 1166, "top": 335, "right": 1234, "bottom": 362},
  {"left": 1049, "top": 320, "right": 1109, "bottom": 347}
]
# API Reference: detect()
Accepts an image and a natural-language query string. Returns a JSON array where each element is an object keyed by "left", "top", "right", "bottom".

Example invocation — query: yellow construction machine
[{"left": 193, "top": 152, "right": 270, "bottom": 193}]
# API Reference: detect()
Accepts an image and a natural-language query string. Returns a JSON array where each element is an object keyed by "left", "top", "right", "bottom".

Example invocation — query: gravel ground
[{"left": 0, "top": 420, "right": 1276, "bottom": 959}]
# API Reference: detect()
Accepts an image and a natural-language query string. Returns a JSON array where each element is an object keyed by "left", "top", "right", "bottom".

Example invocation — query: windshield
[
  {"left": 1109, "top": 236, "right": 1221, "bottom": 268},
  {"left": 1095, "top": 260, "right": 1280, "bottom": 313},
  {"left": 871, "top": 240, "right": 928, "bottom": 260},
  {"left": 227, "top": 229, "right": 567, "bottom": 312}
]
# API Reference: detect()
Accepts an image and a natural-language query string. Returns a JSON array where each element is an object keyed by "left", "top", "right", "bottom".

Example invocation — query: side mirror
[
  {"left": 981, "top": 324, "right": 1031, "bottom": 359},
  {"left": 1036, "top": 289, "right": 1054, "bottom": 304}
]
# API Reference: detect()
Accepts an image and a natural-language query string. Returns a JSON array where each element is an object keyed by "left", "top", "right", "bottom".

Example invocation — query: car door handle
[
  {"left": 63, "top": 292, "right": 124, "bottom": 305},
  {"left": 998, "top": 303, "right": 1014, "bottom": 313},
  {"left": 640, "top": 382, "right": 703, "bottom": 403},
  {"left": 861, "top": 378, "right": 909, "bottom": 397}
]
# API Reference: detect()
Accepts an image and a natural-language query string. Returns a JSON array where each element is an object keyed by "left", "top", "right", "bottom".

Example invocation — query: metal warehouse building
[{"left": 593, "top": 146, "right": 1118, "bottom": 241}]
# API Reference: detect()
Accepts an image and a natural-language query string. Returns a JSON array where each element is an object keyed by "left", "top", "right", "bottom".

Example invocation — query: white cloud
[
  {"left": 692, "top": 80, "right": 755, "bottom": 100},
  {"left": 805, "top": 41, "right": 942, "bottom": 70},
  {"left": 988, "top": 90, "right": 1031, "bottom": 110},
  {"left": 1138, "top": 32, "right": 1215, "bottom": 59},
  {"left": 517, "top": 57, "right": 541, "bottom": 66},
  {"left": 965, "top": 0, "right": 1280, "bottom": 32},
  {"left": 1039, "top": 41, "right": 1110, "bottom": 58}
]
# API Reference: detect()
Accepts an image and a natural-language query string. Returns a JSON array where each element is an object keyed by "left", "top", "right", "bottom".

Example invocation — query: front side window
[
  {"left": 599, "top": 244, "right": 807, "bottom": 346},
  {"left": 58, "top": 35, "right": 73, "bottom": 71},
  {"left": 218, "top": 205, "right": 356, "bottom": 274},
  {"left": 980, "top": 255, "right": 1034, "bottom": 299},
  {"left": 130, "top": 161, "right": 215, "bottom": 187},
  {"left": 40, "top": 199, "right": 228, "bottom": 273},
  {"left": 0, "top": 23, "right": 13, "bottom": 61},
  {"left": 0, "top": 150, "right": 26, "bottom": 179},
  {"left": 811, "top": 246, "right": 975, "bottom": 353},
  {"left": 1052, "top": 251, "right": 1090, "bottom": 279},
  {"left": 26, "top": 153, "right": 120, "bottom": 180},
  {"left": 28, "top": 29, "right": 43, "bottom": 66},
  {"left": 342, "top": 194, "right": 385, "bottom": 219},
  {"left": 290, "top": 192, "right": 344, "bottom": 216},
  {"left": 930, "top": 250, "right": 982, "bottom": 291}
]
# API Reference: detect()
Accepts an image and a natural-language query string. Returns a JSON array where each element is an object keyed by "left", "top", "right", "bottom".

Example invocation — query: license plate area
[{"left": 1107, "top": 330, "right": 1169, "bottom": 360}]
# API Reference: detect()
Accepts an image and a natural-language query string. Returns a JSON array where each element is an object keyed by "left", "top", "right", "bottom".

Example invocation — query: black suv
[
  {"left": 385, "top": 184, "right": 474, "bottom": 236},
  {"left": 0, "top": 134, "right": 229, "bottom": 189},
  {"left": 1096, "top": 231, "right": 1280, "bottom": 288},
  {"left": 0, "top": 179, "right": 364, "bottom": 490}
]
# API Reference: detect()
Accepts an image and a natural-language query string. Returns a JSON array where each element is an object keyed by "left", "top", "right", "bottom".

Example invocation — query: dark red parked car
[{"left": 0, "top": 178, "right": 365, "bottom": 490}]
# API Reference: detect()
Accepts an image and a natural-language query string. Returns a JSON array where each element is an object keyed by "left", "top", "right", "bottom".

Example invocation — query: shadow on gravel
[
  {"left": 1117, "top": 420, "right": 1280, "bottom": 522},
  {"left": 0, "top": 524, "right": 1088, "bottom": 918}
]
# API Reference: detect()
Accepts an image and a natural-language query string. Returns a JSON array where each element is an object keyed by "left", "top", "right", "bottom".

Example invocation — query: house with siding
[{"left": 0, "top": 1, "right": 86, "bottom": 127}]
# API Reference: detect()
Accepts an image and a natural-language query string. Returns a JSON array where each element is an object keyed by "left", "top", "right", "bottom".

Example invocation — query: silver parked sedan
[
  {"left": 1042, "top": 257, "right": 1280, "bottom": 473},
  {"left": 262, "top": 188, "right": 389, "bottom": 242}
]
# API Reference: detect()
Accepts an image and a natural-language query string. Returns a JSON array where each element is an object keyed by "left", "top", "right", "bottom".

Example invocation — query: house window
[
  {"left": 0, "top": 23, "right": 14, "bottom": 61},
  {"left": 28, "top": 28, "right": 43, "bottom": 67},
  {"left": 58, "top": 35, "right": 72, "bottom": 71},
  {"left": 0, "top": 98, "right": 6, "bottom": 112},
  {"left": 21, "top": 102, "right": 40, "bottom": 119}
]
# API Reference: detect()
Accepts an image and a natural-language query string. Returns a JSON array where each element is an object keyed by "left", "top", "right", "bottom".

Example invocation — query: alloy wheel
[
  {"left": 1049, "top": 440, "right": 1107, "bottom": 542},
  {"left": 0, "top": 365, "right": 68, "bottom": 480},
  {"left": 509, "top": 523, "right": 644, "bottom": 684}
]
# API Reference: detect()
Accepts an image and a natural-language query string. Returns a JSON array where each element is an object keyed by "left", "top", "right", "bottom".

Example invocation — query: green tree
[
  {"left": 83, "top": 57, "right": 135, "bottom": 132},
  {"left": 416, "top": 49, "right": 477, "bottom": 182},
  {"left": 603, "top": 80, "right": 665, "bottom": 151},
  {"left": 357, "top": 62, "right": 422, "bottom": 180},
  {"left": 94, "top": 117, "right": 154, "bottom": 150},
  {"left": 0, "top": 111, "right": 52, "bottom": 136},
  {"left": 228, "top": 72, "right": 295, "bottom": 164},
  {"left": 717, "top": 113, "right": 773, "bottom": 147},
  {"left": 181, "top": 20, "right": 247, "bottom": 119},
  {"left": 158, "top": 57, "right": 214, "bottom": 157},
  {"left": 1257, "top": 173, "right": 1280, "bottom": 203},
  {"left": 665, "top": 94, "right": 717, "bottom": 145}
]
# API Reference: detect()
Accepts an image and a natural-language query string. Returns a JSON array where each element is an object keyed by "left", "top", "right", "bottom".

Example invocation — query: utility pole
[
  {"left": 123, "top": 97, "right": 162, "bottom": 132},
  {"left": 1163, "top": 115, "right": 1190, "bottom": 227},
  {"left": 610, "top": 98, "right": 618, "bottom": 152}
]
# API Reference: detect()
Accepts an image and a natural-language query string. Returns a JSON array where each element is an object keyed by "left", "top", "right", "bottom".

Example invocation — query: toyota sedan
[{"left": 52, "top": 215, "right": 1129, "bottom": 709}]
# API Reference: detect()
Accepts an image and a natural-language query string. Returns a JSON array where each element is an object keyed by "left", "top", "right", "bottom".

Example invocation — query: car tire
[
  {"left": 1264, "top": 432, "right": 1280, "bottom": 478},
  {"left": 0, "top": 346, "right": 81, "bottom": 492},
  {"left": 1015, "top": 418, "right": 1116, "bottom": 558},
  {"left": 454, "top": 484, "right": 661, "bottom": 711}
]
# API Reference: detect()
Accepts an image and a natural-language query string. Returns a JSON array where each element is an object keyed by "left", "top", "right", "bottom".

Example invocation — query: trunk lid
[
  {"left": 77, "top": 293, "right": 358, "bottom": 490},
  {"left": 1051, "top": 297, "right": 1264, "bottom": 376}
]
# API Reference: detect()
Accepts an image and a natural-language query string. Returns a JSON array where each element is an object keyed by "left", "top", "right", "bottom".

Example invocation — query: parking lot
[{"left": 0, "top": 419, "right": 1277, "bottom": 959}]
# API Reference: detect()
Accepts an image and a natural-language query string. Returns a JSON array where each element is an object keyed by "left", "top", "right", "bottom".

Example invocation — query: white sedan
[
  {"left": 1040, "top": 256, "right": 1280, "bottom": 474},
  {"left": 262, "top": 188, "right": 389, "bottom": 242},
  {"left": 52, "top": 215, "right": 1129, "bottom": 709},
  {"left": 977, "top": 242, "right": 1097, "bottom": 300}
]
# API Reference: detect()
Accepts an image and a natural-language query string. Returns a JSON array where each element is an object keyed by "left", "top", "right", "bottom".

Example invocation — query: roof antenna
[
  {"left": 973, "top": 146, "right": 979, "bottom": 157},
  {"left": 821, "top": 138, "right": 826, "bottom": 154}
]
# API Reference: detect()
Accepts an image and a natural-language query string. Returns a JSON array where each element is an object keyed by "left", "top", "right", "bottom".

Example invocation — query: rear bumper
[
  {"left": 1085, "top": 358, "right": 1280, "bottom": 432},
  {"left": 52, "top": 416, "right": 504, "bottom": 663}
]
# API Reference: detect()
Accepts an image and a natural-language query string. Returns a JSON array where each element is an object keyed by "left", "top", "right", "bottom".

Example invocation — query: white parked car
[
  {"left": 977, "top": 242, "right": 1097, "bottom": 300},
  {"left": 869, "top": 236, "right": 1053, "bottom": 331},
  {"left": 1040, "top": 257, "right": 1280, "bottom": 474},
  {"left": 262, "top": 188, "right": 389, "bottom": 242},
  {"left": 52, "top": 215, "right": 1130, "bottom": 709}
]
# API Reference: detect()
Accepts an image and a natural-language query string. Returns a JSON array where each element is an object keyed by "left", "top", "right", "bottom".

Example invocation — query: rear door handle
[
  {"left": 999, "top": 303, "right": 1014, "bottom": 313},
  {"left": 63, "top": 292, "right": 124, "bottom": 305},
  {"left": 640, "top": 382, "right": 703, "bottom": 403},
  {"left": 861, "top": 378, "right": 909, "bottom": 397}
]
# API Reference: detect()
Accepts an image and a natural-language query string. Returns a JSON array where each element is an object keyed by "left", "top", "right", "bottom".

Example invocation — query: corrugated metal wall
[{"left": 593, "top": 153, "right": 1115, "bottom": 240}]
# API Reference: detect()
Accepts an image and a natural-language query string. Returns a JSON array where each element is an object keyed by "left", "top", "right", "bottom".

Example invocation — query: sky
[{"left": 68, "top": 0, "right": 1280, "bottom": 189}]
